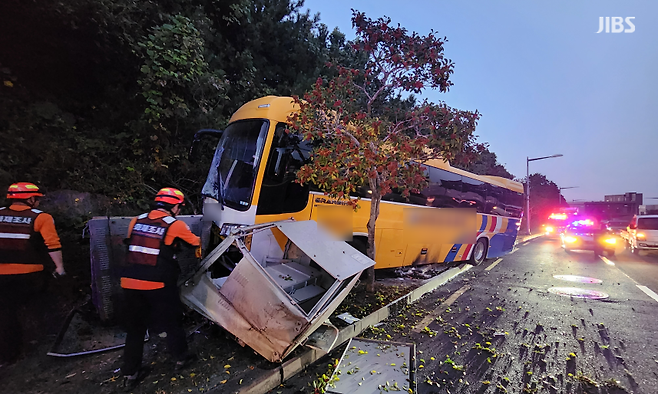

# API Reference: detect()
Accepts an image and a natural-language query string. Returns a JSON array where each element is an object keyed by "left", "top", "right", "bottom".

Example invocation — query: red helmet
[
  {"left": 154, "top": 187, "right": 185, "bottom": 205},
  {"left": 7, "top": 182, "right": 44, "bottom": 199}
]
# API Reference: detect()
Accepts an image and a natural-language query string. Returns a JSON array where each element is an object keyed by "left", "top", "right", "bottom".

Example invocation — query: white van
[{"left": 627, "top": 215, "right": 658, "bottom": 254}]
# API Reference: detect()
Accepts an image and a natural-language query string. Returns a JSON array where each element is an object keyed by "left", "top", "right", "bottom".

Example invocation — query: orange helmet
[
  {"left": 154, "top": 187, "right": 185, "bottom": 205},
  {"left": 7, "top": 182, "right": 44, "bottom": 199}
]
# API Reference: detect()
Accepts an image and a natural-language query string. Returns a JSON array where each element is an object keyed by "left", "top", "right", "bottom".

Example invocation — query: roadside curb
[
  {"left": 235, "top": 264, "right": 472, "bottom": 394},
  {"left": 516, "top": 233, "right": 543, "bottom": 244}
]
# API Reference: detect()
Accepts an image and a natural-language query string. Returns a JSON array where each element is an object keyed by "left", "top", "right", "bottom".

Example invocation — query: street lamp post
[
  {"left": 526, "top": 154, "right": 563, "bottom": 234},
  {"left": 558, "top": 186, "right": 578, "bottom": 205}
]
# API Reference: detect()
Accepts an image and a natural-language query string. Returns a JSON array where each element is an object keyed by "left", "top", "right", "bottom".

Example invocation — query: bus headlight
[
  {"left": 564, "top": 236, "right": 578, "bottom": 243},
  {"left": 603, "top": 237, "right": 616, "bottom": 245},
  {"left": 637, "top": 233, "right": 646, "bottom": 240},
  {"left": 545, "top": 226, "right": 554, "bottom": 234}
]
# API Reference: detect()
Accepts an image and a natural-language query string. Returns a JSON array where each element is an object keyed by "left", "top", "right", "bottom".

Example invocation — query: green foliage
[
  {"left": 136, "top": 14, "right": 226, "bottom": 128},
  {"left": 0, "top": 0, "right": 353, "bottom": 213},
  {"left": 455, "top": 146, "right": 514, "bottom": 179},
  {"left": 527, "top": 173, "right": 562, "bottom": 230}
]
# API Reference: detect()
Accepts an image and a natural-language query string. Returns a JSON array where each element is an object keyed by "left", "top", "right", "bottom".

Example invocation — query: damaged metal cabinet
[{"left": 179, "top": 220, "right": 375, "bottom": 363}]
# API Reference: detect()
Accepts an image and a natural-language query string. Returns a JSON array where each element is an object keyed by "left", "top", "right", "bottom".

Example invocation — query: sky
[{"left": 302, "top": 0, "right": 658, "bottom": 204}]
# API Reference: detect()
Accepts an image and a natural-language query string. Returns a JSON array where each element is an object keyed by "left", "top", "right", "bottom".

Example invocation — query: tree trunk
[{"left": 365, "top": 176, "right": 381, "bottom": 293}]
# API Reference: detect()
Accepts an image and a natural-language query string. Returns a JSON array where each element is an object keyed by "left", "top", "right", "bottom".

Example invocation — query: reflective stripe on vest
[
  {"left": 0, "top": 233, "right": 31, "bottom": 239},
  {"left": 128, "top": 245, "right": 161, "bottom": 255}
]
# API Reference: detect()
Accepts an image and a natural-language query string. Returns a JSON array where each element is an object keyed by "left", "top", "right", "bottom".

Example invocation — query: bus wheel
[{"left": 470, "top": 238, "right": 488, "bottom": 265}]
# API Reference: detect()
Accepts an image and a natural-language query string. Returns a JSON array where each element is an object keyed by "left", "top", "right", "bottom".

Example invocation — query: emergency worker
[
  {"left": 121, "top": 187, "right": 200, "bottom": 389},
  {"left": 0, "top": 182, "right": 65, "bottom": 364}
]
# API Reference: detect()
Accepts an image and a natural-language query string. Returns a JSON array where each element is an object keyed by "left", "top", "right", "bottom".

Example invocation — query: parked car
[
  {"left": 561, "top": 218, "right": 617, "bottom": 256},
  {"left": 625, "top": 215, "right": 658, "bottom": 255}
]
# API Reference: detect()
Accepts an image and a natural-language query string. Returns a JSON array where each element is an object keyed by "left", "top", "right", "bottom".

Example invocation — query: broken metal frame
[{"left": 179, "top": 220, "right": 375, "bottom": 363}]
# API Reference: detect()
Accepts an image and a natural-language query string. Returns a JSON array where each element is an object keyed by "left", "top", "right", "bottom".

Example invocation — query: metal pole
[
  {"left": 525, "top": 154, "right": 562, "bottom": 235},
  {"left": 526, "top": 157, "right": 530, "bottom": 234}
]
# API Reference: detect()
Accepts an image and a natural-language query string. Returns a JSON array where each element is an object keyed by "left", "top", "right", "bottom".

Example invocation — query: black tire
[
  {"left": 469, "top": 238, "right": 488, "bottom": 265},
  {"left": 606, "top": 249, "right": 615, "bottom": 257}
]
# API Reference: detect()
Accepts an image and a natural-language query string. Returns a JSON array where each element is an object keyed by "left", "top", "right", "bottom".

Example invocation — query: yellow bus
[{"left": 197, "top": 96, "right": 524, "bottom": 269}]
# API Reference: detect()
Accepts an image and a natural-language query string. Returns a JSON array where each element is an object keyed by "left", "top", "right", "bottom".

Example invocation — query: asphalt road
[{"left": 282, "top": 236, "right": 658, "bottom": 394}]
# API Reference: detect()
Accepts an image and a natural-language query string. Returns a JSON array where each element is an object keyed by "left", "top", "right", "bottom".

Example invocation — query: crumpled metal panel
[
  {"left": 180, "top": 220, "right": 375, "bottom": 362},
  {"left": 275, "top": 221, "right": 374, "bottom": 280}
]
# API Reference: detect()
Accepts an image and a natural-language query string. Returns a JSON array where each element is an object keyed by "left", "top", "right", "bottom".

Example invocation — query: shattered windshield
[{"left": 201, "top": 119, "right": 269, "bottom": 211}]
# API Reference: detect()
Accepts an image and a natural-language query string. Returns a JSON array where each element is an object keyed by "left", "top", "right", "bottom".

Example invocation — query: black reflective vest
[
  {"left": 122, "top": 213, "right": 179, "bottom": 286},
  {"left": 0, "top": 207, "right": 48, "bottom": 269}
]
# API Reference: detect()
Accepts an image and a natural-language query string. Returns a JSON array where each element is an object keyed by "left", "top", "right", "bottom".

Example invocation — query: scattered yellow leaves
[
  {"left": 224, "top": 364, "right": 231, "bottom": 368},
  {"left": 3, "top": 81, "right": 13, "bottom": 88},
  {"left": 220, "top": 379, "right": 227, "bottom": 384}
]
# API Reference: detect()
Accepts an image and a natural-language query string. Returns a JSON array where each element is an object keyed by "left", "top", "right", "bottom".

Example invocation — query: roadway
[{"left": 283, "top": 235, "right": 658, "bottom": 393}]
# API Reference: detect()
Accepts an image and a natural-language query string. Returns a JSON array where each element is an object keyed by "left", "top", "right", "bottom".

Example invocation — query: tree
[
  {"left": 289, "top": 11, "right": 482, "bottom": 291},
  {"left": 525, "top": 173, "right": 563, "bottom": 231},
  {"left": 454, "top": 146, "right": 515, "bottom": 179},
  {"left": 0, "top": 0, "right": 355, "bottom": 211}
]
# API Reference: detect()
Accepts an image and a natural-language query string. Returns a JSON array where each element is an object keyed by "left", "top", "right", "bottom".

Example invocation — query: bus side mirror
[{"left": 189, "top": 129, "right": 223, "bottom": 163}]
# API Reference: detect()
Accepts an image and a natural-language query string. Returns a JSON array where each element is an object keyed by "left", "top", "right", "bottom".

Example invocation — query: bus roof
[
  {"left": 423, "top": 158, "right": 524, "bottom": 193},
  {"left": 230, "top": 96, "right": 298, "bottom": 124},
  {"left": 230, "top": 96, "right": 524, "bottom": 194}
]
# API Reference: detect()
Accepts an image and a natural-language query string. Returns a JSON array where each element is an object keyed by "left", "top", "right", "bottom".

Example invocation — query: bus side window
[
  {"left": 425, "top": 167, "right": 462, "bottom": 208},
  {"left": 461, "top": 176, "right": 486, "bottom": 212},
  {"left": 257, "top": 123, "right": 311, "bottom": 215},
  {"left": 505, "top": 190, "right": 524, "bottom": 218},
  {"left": 487, "top": 184, "right": 507, "bottom": 216}
]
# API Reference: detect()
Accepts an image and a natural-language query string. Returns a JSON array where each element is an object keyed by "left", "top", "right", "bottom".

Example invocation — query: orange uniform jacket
[
  {"left": 121, "top": 210, "right": 200, "bottom": 290},
  {"left": 0, "top": 204, "right": 61, "bottom": 275}
]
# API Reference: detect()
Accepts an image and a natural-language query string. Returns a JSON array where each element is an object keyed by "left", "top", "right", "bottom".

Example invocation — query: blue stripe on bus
[
  {"left": 446, "top": 244, "right": 462, "bottom": 262},
  {"left": 479, "top": 216, "right": 488, "bottom": 232},
  {"left": 506, "top": 219, "right": 518, "bottom": 233}
]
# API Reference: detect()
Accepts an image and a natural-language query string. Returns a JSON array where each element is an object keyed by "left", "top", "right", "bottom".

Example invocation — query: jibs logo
[{"left": 596, "top": 17, "right": 635, "bottom": 33}]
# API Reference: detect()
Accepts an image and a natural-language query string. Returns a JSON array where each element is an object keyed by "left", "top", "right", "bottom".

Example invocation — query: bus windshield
[{"left": 202, "top": 119, "right": 269, "bottom": 211}]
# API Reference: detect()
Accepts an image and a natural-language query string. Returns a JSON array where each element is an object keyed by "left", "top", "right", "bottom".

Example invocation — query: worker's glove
[
  {"left": 52, "top": 270, "right": 67, "bottom": 279},
  {"left": 195, "top": 245, "right": 203, "bottom": 259}
]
